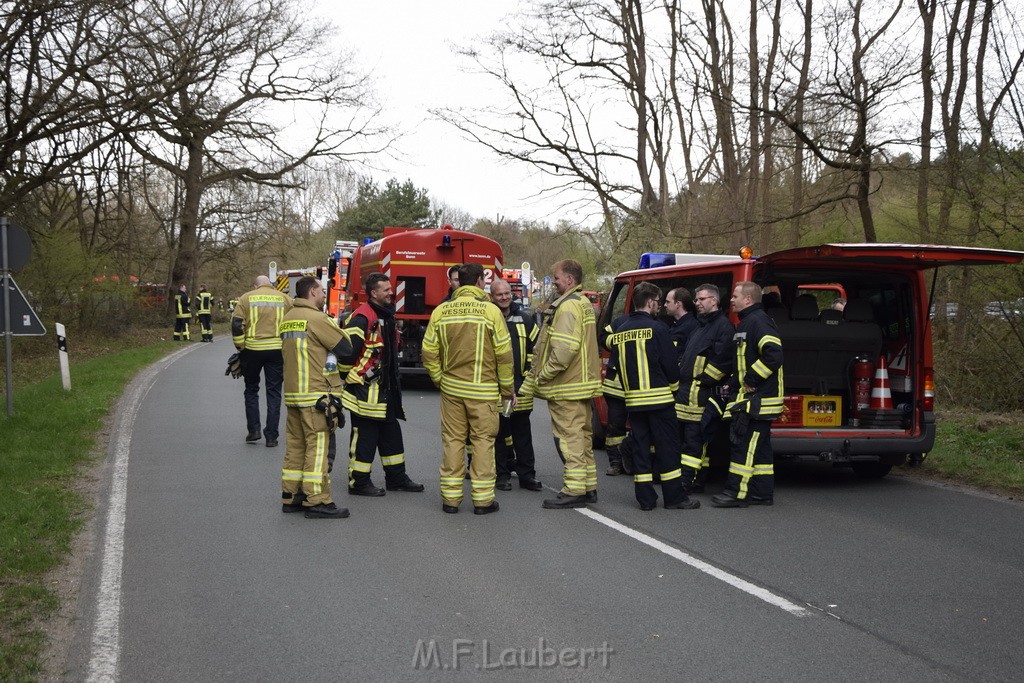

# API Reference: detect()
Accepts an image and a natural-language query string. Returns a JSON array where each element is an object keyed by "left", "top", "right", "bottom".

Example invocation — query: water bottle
[{"left": 325, "top": 352, "right": 337, "bottom": 373}]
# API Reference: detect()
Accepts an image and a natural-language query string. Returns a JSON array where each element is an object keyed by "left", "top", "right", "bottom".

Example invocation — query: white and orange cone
[{"left": 869, "top": 354, "right": 894, "bottom": 410}]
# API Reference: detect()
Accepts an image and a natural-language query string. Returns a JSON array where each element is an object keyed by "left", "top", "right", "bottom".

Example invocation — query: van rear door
[{"left": 759, "top": 243, "right": 1024, "bottom": 269}]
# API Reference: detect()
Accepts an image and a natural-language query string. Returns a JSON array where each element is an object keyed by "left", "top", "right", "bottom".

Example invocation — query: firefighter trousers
[
  {"left": 439, "top": 392, "right": 498, "bottom": 508},
  {"left": 347, "top": 413, "right": 409, "bottom": 488},
  {"left": 629, "top": 404, "right": 686, "bottom": 508},
  {"left": 198, "top": 313, "right": 212, "bottom": 340},
  {"left": 241, "top": 350, "right": 283, "bottom": 441},
  {"left": 173, "top": 317, "right": 190, "bottom": 341},
  {"left": 281, "top": 406, "right": 333, "bottom": 507},
  {"left": 722, "top": 418, "right": 774, "bottom": 500},
  {"left": 549, "top": 399, "right": 597, "bottom": 496},
  {"left": 604, "top": 395, "right": 628, "bottom": 467},
  {"left": 495, "top": 410, "right": 536, "bottom": 481},
  {"left": 679, "top": 401, "right": 725, "bottom": 487}
]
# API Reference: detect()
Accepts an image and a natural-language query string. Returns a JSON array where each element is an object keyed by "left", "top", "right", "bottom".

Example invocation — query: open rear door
[{"left": 758, "top": 243, "right": 1024, "bottom": 269}]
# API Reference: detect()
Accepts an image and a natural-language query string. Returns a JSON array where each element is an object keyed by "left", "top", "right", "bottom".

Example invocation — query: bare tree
[
  {"left": 115, "top": 0, "right": 387, "bottom": 300},
  {"left": 766, "top": 0, "right": 917, "bottom": 242},
  {"left": 0, "top": 0, "right": 141, "bottom": 216},
  {"left": 438, "top": 0, "right": 675, "bottom": 246}
]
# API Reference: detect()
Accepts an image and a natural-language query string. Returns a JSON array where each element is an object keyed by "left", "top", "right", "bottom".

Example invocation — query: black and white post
[{"left": 56, "top": 323, "right": 70, "bottom": 390}]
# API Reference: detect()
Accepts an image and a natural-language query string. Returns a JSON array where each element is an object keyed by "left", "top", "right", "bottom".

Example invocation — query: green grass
[
  {"left": 915, "top": 412, "right": 1024, "bottom": 494},
  {"left": 0, "top": 341, "right": 174, "bottom": 682}
]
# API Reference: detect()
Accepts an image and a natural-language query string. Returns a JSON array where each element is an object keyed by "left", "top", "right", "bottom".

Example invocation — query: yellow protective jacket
[
  {"left": 232, "top": 284, "right": 292, "bottom": 351},
  {"left": 521, "top": 285, "right": 601, "bottom": 401},
  {"left": 421, "top": 285, "right": 514, "bottom": 401},
  {"left": 281, "top": 299, "right": 352, "bottom": 407}
]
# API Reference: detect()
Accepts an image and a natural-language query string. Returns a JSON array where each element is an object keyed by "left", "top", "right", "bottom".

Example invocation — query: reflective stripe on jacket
[
  {"left": 233, "top": 285, "right": 292, "bottom": 351},
  {"left": 675, "top": 310, "right": 736, "bottom": 421},
  {"left": 281, "top": 300, "right": 350, "bottom": 407},
  {"left": 195, "top": 291, "right": 213, "bottom": 315},
  {"left": 175, "top": 291, "right": 190, "bottom": 319},
  {"left": 339, "top": 303, "right": 395, "bottom": 420},
  {"left": 523, "top": 285, "right": 601, "bottom": 401},
  {"left": 728, "top": 303, "right": 784, "bottom": 419},
  {"left": 607, "top": 311, "right": 679, "bottom": 410},
  {"left": 422, "top": 285, "right": 514, "bottom": 401}
]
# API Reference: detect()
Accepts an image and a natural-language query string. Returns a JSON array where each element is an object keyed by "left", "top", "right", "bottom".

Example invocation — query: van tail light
[{"left": 923, "top": 369, "right": 935, "bottom": 412}]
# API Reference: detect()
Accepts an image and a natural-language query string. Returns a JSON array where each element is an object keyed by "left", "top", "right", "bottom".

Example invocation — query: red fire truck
[
  {"left": 325, "top": 240, "right": 360, "bottom": 318},
  {"left": 595, "top": 243, "right": 1024, "bottom": 478},
  {"left": 343, "top": 226, "right": 504, "bottom": 372}
]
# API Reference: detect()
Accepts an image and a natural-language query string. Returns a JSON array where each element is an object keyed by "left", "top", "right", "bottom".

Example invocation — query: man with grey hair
[{"left": 232, "top": 274, "right": 293, "bottom": 446}]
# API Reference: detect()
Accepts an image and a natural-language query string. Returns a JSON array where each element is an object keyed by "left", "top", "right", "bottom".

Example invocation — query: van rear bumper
[{"left": 771, "top": 412, "right": 936, "bottom": 461}]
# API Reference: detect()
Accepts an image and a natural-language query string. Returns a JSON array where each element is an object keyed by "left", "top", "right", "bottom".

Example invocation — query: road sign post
[
  {"left": 3, "top": 217, "right": 10, "bottom": 416},
  {"left": 2, "top": 216, "right": 43, "bottom": 415}
]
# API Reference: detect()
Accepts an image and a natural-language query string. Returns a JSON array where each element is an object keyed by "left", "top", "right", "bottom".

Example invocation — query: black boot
[{"left": 605, "top": 445, "right": 624, "bottom": 476}]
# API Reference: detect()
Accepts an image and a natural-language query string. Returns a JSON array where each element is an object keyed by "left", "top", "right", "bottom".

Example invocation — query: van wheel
[
  {"left": 591, "top": 399, "right": 606, "bottom": 450},
  {"left": 851, "top": 461, "right": 892, "bottom": 479}
]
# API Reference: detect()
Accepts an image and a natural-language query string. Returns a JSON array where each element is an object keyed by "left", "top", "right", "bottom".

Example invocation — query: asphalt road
[{"left": 65, "top": 340, "right": 1024, "bottom": 681}]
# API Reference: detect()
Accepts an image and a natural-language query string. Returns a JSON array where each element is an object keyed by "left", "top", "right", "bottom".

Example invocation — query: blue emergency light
[
  {"left": 442, "top": 234, "right": 452, "bottom": 247},
  {"left": 638, "top": 252, "right": 677, "bottom": 269},
  {"left": 362, "top": 237, "right": 374, "bottom": 245}
]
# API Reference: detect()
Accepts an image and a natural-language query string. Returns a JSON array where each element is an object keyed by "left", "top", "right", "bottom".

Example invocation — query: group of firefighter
[
  {"left": 602, "top": 280, "right": 784, "bottom": 509},
  {"left": 171, "top": 282, "right": 234, "bottom": 343},
  {"left": 225, "top": 258, "right": 785, "bottom": 519}
]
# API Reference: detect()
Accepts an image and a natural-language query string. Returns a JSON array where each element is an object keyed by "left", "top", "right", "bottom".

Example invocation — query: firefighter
[
  {"left": 338, "top": 272, "right": 424, "bottom": 497},
  {"left": 489, "top": 278, "right": 543, "bottom": 492},
  {"left": 599, "top": 313, "right": 630, "bottom": 476},
  {"left": 280, "top": 276, "right": 353, "bottom": 519},
  {"left": 440, "top": 264, "right": 461, "bottom": 303},
  {"left": 677, "top": 283, "right": 736, "bottom": 493},
  {"left": 607, "top": 282, "right": 699, "bottom": 511},
  {"left": 194, "top": 284, "right": 214, "bottom": 342},
  {"left": 173, "top": 283, "right": 190, "bottom": 341},
  {"left": 711, "top": 281, "right": 784, "bottom": 507},
  {"left": 665, "top": 287, "right": 699, "bottom": 354},
  {"left": 229, "top": 297, "right": 239, "bottom": 313},
  {"left": 423, "top": 263, "right": 514, "bottom": 514},
  {"left": 232, "top": 275, "right": 292, "bottom": 446},
  {"left": 520, "top": 259, "right": 602, "bottom": 509}
]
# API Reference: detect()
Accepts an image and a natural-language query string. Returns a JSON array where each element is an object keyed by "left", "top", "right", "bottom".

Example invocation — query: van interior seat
[
  {"left": 790, "top": 294, "right": 819, "bottom": 321},
  {"left": 819, "top": 309, "right": 843, "bottom": 326},
  {"left": 775, "top": 297, "right": 884, "bottom": 397},
  {"left": 766, "top": 305, "right": 790, "bottom": 323},
  {"left": 843, "top": 299, "right": 873, "bottom": 322}
]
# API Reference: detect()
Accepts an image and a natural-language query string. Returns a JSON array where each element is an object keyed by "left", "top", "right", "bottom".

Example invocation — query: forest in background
[{"left": 3, "top": 0, "right": 1024, "bottom": 408}]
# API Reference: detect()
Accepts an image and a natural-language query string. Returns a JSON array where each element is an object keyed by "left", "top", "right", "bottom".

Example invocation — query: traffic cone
[{"left": 869, "top": 354, "right": 893, "bottom": 410}]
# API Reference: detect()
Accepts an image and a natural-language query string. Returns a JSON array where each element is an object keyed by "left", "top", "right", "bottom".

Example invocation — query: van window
[
  {"left": 856, "top": 284, "right": 912, "bottom": 340},
  {"left": 647, "top": 273, "right": 736, "bottom": 314},
  {"left": 603, "top": 281, "right": 629, "bottom": 328}
]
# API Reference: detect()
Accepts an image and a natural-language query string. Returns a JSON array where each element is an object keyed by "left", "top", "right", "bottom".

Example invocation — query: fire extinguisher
[{"left": 850, "top": 355, "right": 874, "bottom": 416}]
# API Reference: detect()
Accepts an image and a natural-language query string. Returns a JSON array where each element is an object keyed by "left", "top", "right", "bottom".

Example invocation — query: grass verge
[
  {"left": 910, "top": 411, "right": 1024, "bottom": 496},
  {"left": 0, "top": 340, "right": 175, "bottom": 682}
]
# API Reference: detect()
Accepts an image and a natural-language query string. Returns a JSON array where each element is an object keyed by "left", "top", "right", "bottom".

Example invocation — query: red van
[{"left": 596, "top": 244, "right": 1023, "bottom": 477}]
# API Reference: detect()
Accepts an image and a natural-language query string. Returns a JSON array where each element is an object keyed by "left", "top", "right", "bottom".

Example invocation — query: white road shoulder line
[
  {"left": 86, "top": 345, "right": 199, "bottom": 682},
  {"left": 577, "top": 507, "right": 811, "bottom": 617}
]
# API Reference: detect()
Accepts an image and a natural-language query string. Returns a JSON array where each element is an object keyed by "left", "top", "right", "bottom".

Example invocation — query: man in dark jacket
[
  {"left": 676, "top": 283, "right": 735, "bottom": 492},
  {"left": 665, "top": 287, "right": 699, "bottom": 356},
  {"left": 712, "top": 281, "right": 784, "bottom": 507},
  {"left": 599, "top": 313, "right": 630, "bottom": 476},
  {"left": 174, "top": 283, "right": 191, "bottom": 341},
  {"left": 490, "top": 279, "right": 543, "bottom": 491},
  {"left": 607, "top": 281, "right": 699, "bottom": 511},
  {"left": 339, "top": 272, "right": 424, "bottom": 496}
]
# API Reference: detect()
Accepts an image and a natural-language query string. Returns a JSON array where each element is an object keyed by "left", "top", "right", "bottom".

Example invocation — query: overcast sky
[{"left": 316, "top": 1, "right": 579, "bottom": 227}]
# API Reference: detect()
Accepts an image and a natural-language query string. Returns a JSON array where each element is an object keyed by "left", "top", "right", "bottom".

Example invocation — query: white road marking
[
  {"left": 87, "top": 345, "right": 198, "bottom": 682},
  {"left": 577, "top": 507, "right": 811, "bottom": 617}
]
